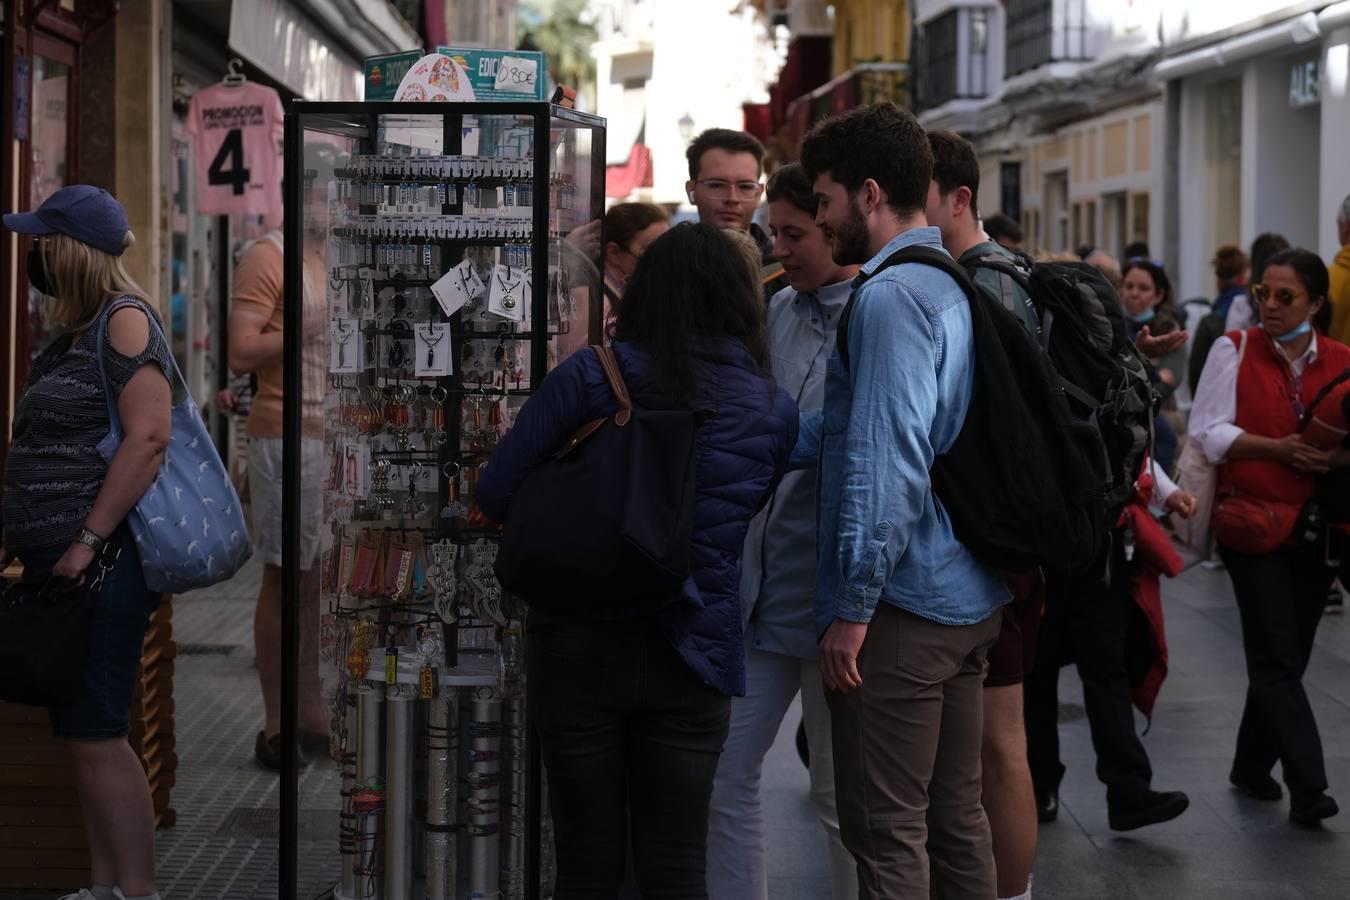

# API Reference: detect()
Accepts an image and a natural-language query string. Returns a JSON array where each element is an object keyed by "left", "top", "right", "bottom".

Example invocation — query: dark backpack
[
  {"left": 989, "top": 259, "right": 1158, "bottom": 528},
  {"left": 836, "top": 246, "right": 1109, "bottom": 575}
]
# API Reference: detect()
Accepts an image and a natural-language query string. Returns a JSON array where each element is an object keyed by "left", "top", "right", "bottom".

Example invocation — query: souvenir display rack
[{"left": 282, "top": 102, "right": 604, "bottom": 900}]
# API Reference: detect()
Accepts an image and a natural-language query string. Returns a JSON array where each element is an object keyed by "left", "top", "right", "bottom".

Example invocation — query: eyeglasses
[
  {"left": 1251, "top": 283, "right": 1307, "bottom": 306},
  {"left": 695, "top": 179, "right": 763, "bottom": 200}
]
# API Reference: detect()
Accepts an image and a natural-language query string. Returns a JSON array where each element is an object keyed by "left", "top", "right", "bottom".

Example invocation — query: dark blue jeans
[
  {"left": 529, "top": 617, "right": 731, "bottom": 900},
  {"left": 19, "top": 530, "right": 159, "bottom": 740}
]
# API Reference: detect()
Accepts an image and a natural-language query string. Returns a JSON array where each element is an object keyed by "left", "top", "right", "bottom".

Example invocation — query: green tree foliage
[{"left": 519, "top": 0, "right": 597, "bottom": 94}]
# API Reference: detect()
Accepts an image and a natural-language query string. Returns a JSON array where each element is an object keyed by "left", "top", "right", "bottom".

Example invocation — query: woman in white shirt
[{"left": 1189, "top": 247, "right": 1350, "bottom": 826}]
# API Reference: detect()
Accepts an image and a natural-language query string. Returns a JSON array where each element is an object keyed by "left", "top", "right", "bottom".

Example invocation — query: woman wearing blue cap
[{"left": 3, "top": 185, "right": 169, "bottom": 900}]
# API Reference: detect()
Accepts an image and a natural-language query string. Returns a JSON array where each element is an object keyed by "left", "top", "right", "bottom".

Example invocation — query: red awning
[
  {"left": 743, "top": 103, "right": 772, "bottom": 143},
  {"left": 605, "top": 144, "right": 653, "bottom": 198}
]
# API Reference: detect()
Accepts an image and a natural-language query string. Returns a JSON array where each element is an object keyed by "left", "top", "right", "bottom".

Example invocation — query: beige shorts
[{"left": 248, "top": 437, "right": 325, "bottom": 569}]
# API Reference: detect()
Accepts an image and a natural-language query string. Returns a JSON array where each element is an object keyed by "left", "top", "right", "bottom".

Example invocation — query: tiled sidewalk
[{"left": 9, "top": 561, "right": 1350, "bottom": 899}]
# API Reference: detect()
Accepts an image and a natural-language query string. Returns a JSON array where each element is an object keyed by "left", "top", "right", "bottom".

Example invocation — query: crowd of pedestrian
[
  {"left": 488, "top": 102, "right": 1350, "bottom": 900},
  {"left": 3, "top": 98, "right": 1349, "bottom": 900}
]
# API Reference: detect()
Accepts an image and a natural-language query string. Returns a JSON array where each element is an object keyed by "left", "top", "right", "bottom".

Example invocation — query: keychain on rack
[
  {"left": 441, "top": 461, "right": 467, "bottom": 522},
  {"left": 425, "top": 538, "right": 460, "bottom": 624}
]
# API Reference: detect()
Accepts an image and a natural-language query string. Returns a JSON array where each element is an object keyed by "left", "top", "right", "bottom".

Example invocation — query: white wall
[
  {"left": 1321, "top": 27, "right": 1350, "bottom": 259},
  {"left": 1243, "top": 52, "right": 1322, "bottom": 254}
]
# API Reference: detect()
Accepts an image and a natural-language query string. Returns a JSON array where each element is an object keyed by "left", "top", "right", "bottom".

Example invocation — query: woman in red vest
[{"left": 1190, "top": 247, "right": 1350, "bottom": 826}]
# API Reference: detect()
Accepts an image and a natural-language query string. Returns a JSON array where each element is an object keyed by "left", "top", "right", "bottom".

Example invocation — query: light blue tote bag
[{"left": 95, "top": 298, "right": 253, "bottom": 593}]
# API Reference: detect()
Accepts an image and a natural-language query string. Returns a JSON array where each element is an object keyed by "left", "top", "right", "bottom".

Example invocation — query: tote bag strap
[
  {"left": 592, "top": 345, "right": 633, "bottom": 426},
  {"left": 93, "top": 296, "right": 189, "bottom": 438}
]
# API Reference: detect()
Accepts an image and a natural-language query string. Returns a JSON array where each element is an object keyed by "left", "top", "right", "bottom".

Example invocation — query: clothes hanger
[{"left": 222, "top": 58, "right": 247, "bottom": 88}]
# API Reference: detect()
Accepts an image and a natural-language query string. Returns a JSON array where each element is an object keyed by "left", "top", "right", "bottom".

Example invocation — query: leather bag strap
[
  {"left": 592, "top": 345, "right": 633, "bottom": 426},
  {"left": 553, "top": 346, "right": 633, "bottom": 460}
]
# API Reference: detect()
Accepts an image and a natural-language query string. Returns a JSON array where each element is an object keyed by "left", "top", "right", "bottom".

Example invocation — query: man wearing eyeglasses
[{"left": 685, "top": 128, "right": 788, "bottom": 300}]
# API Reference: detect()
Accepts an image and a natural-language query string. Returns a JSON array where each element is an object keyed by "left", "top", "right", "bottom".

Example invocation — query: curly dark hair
[
  {"left": 686, "top": 128, "right": 765, "bottom": 181},
  {"left": 799, "top": 102, "right": 933, "bottom": 217},
  {"left": 614, "top": 222, "right": 770, "bottom": 405},
  {"left": 1122, "top": 258, "right": 1174, "bottom": 310}
]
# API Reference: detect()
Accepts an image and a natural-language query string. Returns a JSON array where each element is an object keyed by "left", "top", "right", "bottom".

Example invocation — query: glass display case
[{"left": 281, "top": 101, "right": 605, "bottom": 900}]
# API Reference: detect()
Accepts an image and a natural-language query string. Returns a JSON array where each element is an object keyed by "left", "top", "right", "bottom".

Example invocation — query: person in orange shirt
[{"left": 227, "top": 218, "right": 328, "bottom": 770}]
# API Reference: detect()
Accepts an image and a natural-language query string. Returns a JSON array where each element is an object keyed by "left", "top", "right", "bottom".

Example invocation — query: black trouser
[
  {"left": 528, "top": 617, "right": 732, "bottom": 900},
  {"left": 1025, "top": 541, "right": 1154, "bottom": 807},
  {"left": 1220, "top": 537, "right": 1340, "bottom": 802}
]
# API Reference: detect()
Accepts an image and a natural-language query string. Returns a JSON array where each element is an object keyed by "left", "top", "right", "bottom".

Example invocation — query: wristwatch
[{"left": 75, "top": 527, "right": 106, "bottom": 553}]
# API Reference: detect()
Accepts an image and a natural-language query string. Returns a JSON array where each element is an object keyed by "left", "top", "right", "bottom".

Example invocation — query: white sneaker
[{"left": 57, "top": 891, "right": 97, "bottom": 900}]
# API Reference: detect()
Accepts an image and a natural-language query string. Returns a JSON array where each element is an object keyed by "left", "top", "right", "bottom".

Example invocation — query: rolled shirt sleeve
[{"left": 1188, "top": 335, "right": 1243, "bottom": 465}]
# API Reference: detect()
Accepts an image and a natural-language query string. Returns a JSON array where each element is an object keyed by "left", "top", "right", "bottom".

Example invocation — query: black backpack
[
  {"left": 836, "top": 246, "right": 1109, "bottom": 575},
  {"left": 966, "top": 255, "right": 1159, "bottom": 529}
]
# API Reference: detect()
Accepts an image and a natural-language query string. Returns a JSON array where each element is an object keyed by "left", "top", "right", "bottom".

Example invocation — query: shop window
[
  {"left": 1006, "top": 0, "right": 1089, "bottom": 77},
  {"left": 1000, "top": 162, "right": 1022, "bottom": 222},
  {"left": 1130, "top": 192, "right": 1151, "bottom": 249}
]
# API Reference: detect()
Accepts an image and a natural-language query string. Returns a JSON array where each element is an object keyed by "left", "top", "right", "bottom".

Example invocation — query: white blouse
[{"left": 1188, "top": 330, "right": 1320, "bottom": 466}]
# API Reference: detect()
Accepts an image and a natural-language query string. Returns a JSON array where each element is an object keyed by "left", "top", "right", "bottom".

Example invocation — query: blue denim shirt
[{"left": 793, "top": 227, "right": 1010, "bottom": 635}]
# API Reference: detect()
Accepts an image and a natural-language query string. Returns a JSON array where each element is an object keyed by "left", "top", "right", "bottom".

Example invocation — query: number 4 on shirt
[{"left": 208, "top": 128, "right": 251, "bottom": 196}]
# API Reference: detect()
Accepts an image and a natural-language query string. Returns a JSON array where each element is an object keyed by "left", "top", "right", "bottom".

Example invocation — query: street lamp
[{"left": 678, "top": 112, "right": 695, "bottom": 143}]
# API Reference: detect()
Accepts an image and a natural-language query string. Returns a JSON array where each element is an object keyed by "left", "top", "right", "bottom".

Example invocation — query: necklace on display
[
  {"left": 419, "top": 325, "right": 447, "bottom": 368},
  {"left": 334, "top": 325, "right": 356, "bottom": 368},
  {"left": 494, "top": 268, "right": 520, "bottom": 311}
]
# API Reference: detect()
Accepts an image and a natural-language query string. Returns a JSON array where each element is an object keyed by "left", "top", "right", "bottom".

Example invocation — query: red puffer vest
[{"left": 1218, "top": 327, "right": 1350, "bottom": 508}]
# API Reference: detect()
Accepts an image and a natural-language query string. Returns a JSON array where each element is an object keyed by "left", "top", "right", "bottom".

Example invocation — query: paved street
[
  {"left": 757, "top": 563, "right": 1350, "bottom": 900},
  {"left": 12, "top": 559, "right": 1350, "bottom": 900}
]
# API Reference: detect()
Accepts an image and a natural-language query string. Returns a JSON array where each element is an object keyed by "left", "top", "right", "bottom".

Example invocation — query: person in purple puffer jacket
[{"left": 478, "top": 221, "right": 798, "bottom": 900}]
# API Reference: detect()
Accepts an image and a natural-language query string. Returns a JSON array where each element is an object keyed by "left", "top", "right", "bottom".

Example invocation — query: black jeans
[
  {"left": 529, "top": 617, "right": 731, "bottom": 900},
  {"left": 1220, "top": 538, "right": 1339, "bottom": 801},
  {"left": 1025, "top": 543, "right": 1154, "bottom": 807}
]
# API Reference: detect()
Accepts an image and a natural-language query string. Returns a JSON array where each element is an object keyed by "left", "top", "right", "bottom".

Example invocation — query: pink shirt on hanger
[{"left": 185, "top": 81, "right": 284, "bottom": 218}]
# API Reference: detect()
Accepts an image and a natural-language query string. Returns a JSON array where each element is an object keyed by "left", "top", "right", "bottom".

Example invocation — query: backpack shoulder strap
[{"left": 836, "top": 245, "right": 979, "bottom": 370}]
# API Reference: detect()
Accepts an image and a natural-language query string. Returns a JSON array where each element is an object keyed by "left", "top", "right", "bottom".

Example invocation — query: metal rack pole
[{"left": 425, "top": 690, "right": 460, "bottom": 900}]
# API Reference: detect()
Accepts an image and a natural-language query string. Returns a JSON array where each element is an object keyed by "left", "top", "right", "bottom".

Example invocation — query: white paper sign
[
  {"left": 496, "top": 56, "right": 539, "bottom": 95},
  {"left": 430, "top": 259, "right": 485, "bottom": 317}
]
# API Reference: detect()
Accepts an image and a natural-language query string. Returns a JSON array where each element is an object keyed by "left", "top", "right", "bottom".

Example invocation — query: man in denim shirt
[{"left": 797, "top": 102, "right": 1009, "bottom": 898}]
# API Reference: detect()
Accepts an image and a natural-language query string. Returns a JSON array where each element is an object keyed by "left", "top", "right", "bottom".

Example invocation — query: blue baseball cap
[{"left": 3, "top": 184, "right": 131, "bottom": 257}]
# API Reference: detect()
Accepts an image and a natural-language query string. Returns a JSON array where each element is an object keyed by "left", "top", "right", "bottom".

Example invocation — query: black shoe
[
  {"left": 1036, "top": 788, "right": 1059, "bottom": 823},
  {"left": 1229, "top": 768, "right": 1282, "bottom": 801},
  {"left": 1290, "top": 793, "right": 1339, "bottom": 826},
  {"left": 255, "top": 730, "right": 308, "bottom": 772},
  {"left": 1108, "top": 790, "right": 1189, "bottom": 831}
]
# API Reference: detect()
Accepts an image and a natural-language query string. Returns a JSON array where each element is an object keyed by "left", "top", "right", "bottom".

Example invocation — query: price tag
[
  {"left": 419, "top": 666, "right": 436, "bottom": 699},
  {"left": 431, "top": 259, "right": 484, "bottom": 317},
  {"left": 495, "top": 55, "right": 539, "bottom": 95},
  {"left": 385, "top": 647, "right": 398, "bottom": 684}
]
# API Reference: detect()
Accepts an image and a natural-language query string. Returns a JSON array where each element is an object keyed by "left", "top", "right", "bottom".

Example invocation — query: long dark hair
[
  {"left": 614, "top": 221, "right": 770, "bottom": 405},
  {"left": 1263, "top": 247, "right": 1333, "bottom": 334},
  {"left": 1121, "top": 258, "right": 1174, "bottom": 310}
]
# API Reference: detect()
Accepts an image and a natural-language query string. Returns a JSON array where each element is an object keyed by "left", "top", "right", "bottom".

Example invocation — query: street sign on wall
[{"left": 1289, "top": 57, "right": 1320, "bottom": 108}]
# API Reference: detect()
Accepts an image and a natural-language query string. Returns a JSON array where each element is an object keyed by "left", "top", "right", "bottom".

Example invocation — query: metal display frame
[{"left": 281, "top": 100, "right": 606, "bottom": 900}]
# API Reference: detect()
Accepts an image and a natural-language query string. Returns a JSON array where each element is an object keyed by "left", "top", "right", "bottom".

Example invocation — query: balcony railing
[
  {"left": 1006, "top": 0, "right": 1089, "bottom": 77},
  {"left": 780, "top": 62, "right": 909, "bottom": 153}
]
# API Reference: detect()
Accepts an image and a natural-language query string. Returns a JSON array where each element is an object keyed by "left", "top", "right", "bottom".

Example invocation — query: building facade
[
  {"left": 590, "top": 0, "right": 783, "bottom": 206},
  {"left": 1154, "top": 0, "right": 1350, "bottom": 300},
  {"left": 914, "top": 0, "right": 1165, "bottom": 261},
  {"left": 1, "top": 0, "right": 425, "bottom": 464}
]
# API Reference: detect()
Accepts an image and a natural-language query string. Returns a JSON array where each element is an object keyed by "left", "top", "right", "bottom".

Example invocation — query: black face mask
[{"left": 27, "top": 246, "right": 53, "bottom": 296}]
